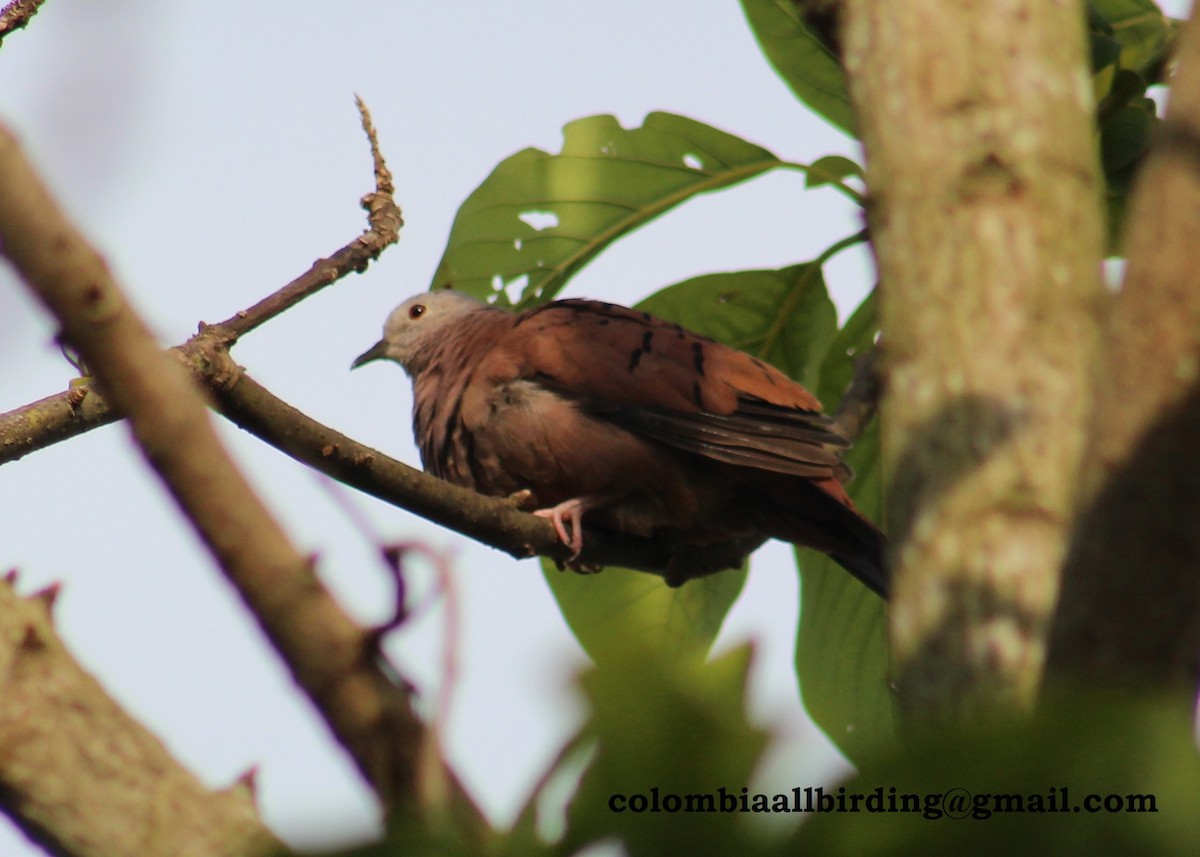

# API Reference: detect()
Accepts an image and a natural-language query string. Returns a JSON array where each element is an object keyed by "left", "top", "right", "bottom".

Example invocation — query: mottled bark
[
  {"left": 842, "top": 0, "right": 1105, "bottom": 724},
  {"left": 0, "top": 577, "right": 281, "bottom": 857}
]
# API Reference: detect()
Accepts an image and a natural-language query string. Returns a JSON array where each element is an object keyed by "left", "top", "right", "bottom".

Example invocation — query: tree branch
[
  {"left": 0, "top": 97, "right": 401, "bottom": 466},
  {"left": 0, "top": 380, "right": 115, "bottom": 464},
  {"left": 0, "top": 110, "right": 429, "bottom": 814},
  {"left": 0, "top": 347, "right": 682, "bottom": 575},
  {"left": 0, "top": 574, "right": 281, "bottom": 857},
  {"left": 210, "top": 95, "right": 401, "bottom": 343},
  {"left": 196, "top": 347, "right": 680, "bottom": 573},
  {"left": 0, "top": 0, "right": 45, "bottom": 45}
]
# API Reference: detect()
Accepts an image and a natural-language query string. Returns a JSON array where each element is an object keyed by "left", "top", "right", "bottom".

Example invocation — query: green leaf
[
  {"left": 1101, "top": 96, "right": 1155, "bottom": 176},
  {"left": 1090, "top": 32, "right": 1122, "bottom": 73},
  {"left": 795, "top": 291, "right": 894, "bottom": 765},
  {"left": 1088, "top": 3, "right": 1172, "bottom": 256},
  {"left": 1087, "top": 2, "right": 1116, "bottom": 38},
  {"left": 430, "top": 112, "right": 792, "bottom": 306},
  {"left": 542, "top": 559, "right": 747, "bottom": 665},
  {"left": 793, "top": 691, "right": 1200, "bottom": 855},
  {"left": 563, "top": 644, "right": 770, "bottom": 857},
  {"left": 1090, "top": 2, "right": 1163, "bottom": 254},
  {"left": 503, "top": 732, "right": 595, "bottom": 857},
  {"left": 1090, "top": 32, "right": 1123, "bottom": 100},
  {"left": 1090, "top": 0, "right": 1177, "bottom": 121},
  {"left": 636, "top": 263, "right": 840, "bottom": 391},
  {"left": 1091, "top": 1, "right": 1174, "bottom": 115},
  {"left": 793, "top": 436, "right": 891, "bottom": 765},
  {"left": 1092, "top": 0, "right": 1174, "bottom": 76},
  {"left": 739, "top": 0, "right": 856, "bottom": 137},
  {"left": 815, "top": 288, "right": 877, "bottom": 404},
  {"left": 1105, "top": 162, "right": 1138, "bottom": 253},
  {"left": 807, "top": 155, "right": 864, "bottom": 194},
  {"left": 1100, "top": 90, "right": 1156, "bottom": 250}
]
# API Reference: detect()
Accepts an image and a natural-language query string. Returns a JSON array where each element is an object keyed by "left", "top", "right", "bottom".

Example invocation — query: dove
[{"left": 353, "top": 290, "right": 887, "bottom": 597}]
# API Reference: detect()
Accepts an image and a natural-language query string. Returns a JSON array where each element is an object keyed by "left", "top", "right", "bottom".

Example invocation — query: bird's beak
[{"left": 351, "top": 340, "right": 388, "bottom": 370}]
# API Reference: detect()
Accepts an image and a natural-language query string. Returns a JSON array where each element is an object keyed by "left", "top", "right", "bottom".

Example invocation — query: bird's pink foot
[{"left": 534, "top": 496, "right": 602, "bottom": 557}]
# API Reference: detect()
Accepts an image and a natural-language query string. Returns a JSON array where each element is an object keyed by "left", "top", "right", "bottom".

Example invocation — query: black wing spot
[
  {"left": 641, "top": 312, "right": 653, "bottom": 322},
  {"left": 629, "top": 349, "right": 643, "bottom": 372},
  {"left": 750, "top": 356, "right": 778, "bottom": 385},
  {"left": 641, "top": 330, "right": 654, "bottom": 353},
  {"left": 692, "top": 380, "right": 705, "bottom": 409},
  {"left": 692, "top": 342, "right": 705, "bottom": 376}
]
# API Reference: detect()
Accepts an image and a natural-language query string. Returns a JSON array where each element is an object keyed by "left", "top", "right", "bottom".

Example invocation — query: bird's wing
[{"left": 485, "top": 299, "right": 849, "bottom": 479}]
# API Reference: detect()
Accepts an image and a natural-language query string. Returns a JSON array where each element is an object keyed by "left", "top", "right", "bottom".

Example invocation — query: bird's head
[{"left": 352, "top": 290, "right": 490, "bottom": 375}]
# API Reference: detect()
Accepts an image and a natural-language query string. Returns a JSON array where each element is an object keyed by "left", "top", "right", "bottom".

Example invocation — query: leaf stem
[{"left": 757, "top": 229, "right": 869, "bottom": 362}]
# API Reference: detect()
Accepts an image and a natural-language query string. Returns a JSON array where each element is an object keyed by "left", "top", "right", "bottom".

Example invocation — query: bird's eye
[{"left": 409, "top": 304, "right": 427, "bottom": 320}]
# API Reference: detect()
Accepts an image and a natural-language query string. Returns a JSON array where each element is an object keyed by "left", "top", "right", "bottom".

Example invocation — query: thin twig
[
  {"left": 0, "top": 0, "right": 45, "bottom": 45},
  {"left": 832, "top": 345, "right": 880, "bottom": 445},
  {"left": 0, "top": 98, "right": 402, "bottom": 465},
  {"left": 210, "top": 98, "right": 402, "bottom": 342}
]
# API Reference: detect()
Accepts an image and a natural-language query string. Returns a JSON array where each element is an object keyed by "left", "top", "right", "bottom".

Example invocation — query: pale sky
[{"left": 1, "top": 1, "right": 1185, "bottom": 854}]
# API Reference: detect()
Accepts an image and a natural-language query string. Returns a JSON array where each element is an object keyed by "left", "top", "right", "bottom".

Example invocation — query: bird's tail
[
  {"left": 830, "top": 534, "right": 888, "bottom": 599},
  {"left": 760, "top": 477, "right": 889, "bottom": 599}
]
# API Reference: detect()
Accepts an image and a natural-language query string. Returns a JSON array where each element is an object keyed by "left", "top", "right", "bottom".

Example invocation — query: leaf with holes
[{"left": 429, "top": 112, "right": 792, "bottom": 306}]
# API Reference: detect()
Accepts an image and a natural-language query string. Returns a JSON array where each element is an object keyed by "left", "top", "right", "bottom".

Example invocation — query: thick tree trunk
[
  {"left": 1048, "top": 13, "right": 1200, "bottom": 705},
  {"left": 842, "top": 0, "right": 1105, "bottom": 724}
]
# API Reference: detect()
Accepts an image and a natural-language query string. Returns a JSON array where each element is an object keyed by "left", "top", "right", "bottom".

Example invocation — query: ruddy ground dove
[{"left": 353, "top": 291, "right": 887, "bottom": 597}]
